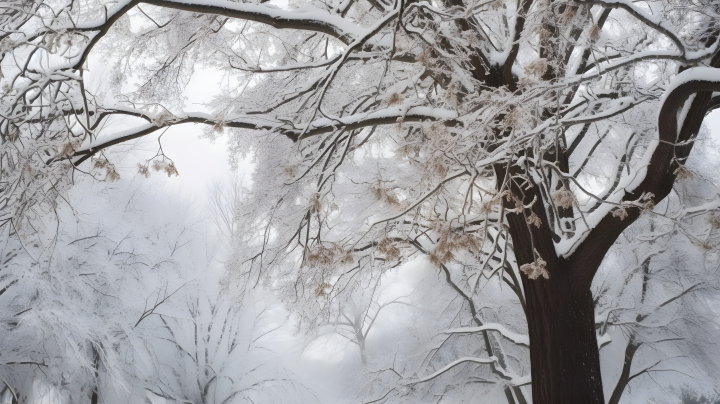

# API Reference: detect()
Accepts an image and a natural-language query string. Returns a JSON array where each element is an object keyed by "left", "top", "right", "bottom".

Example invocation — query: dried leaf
[
  {"left": 673, "top": 165, "right": 693, "bottom": 180},
  {"left": 520, "top": 256, "right": 549, "bottom": 280},
  {"left": 386, "top": 93, "right": 404, "bottom": 106}
]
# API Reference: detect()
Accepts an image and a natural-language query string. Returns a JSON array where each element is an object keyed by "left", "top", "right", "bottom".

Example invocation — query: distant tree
[
  {"left": 148, "top": 287, "right": 317, "bottom": 404},
  {"left": 335, "top": 292, "right": 407, "bottom": 366},
  {"left": 4, "top": 0, "right": 720, "bottom": 402},
  {"left": 354, "top": 260, "right": 531, "bottom": 404},
  {"left": 593, "top": 134, "right": 720, "bottom": 404},
  {"left": 0, "top": 170, "right": 208, "bottom": 403},
  {"left": 681, "top": 390, "right": 720, "bottom": 404}
]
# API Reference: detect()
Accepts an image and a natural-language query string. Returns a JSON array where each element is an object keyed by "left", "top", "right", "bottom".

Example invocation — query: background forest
[{"left": 4, "top": 0, "right": 720, "bottom": 403}]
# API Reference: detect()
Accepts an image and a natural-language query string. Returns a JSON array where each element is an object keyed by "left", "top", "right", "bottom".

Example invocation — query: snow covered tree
[
  {"left": 597, "top": 229, "right": 720, "bottom": 404},
  {"left": 0, "top": 171, "right": 207, "bottom": 403},
  {"left": 355, "top": 260, "right": 531, "bottom": 404},
  {"left": 593, "top": 132, "right": 720, "bottom": 403},
  {"left": 3, "top": 0, "right": 720, "bottom": 402},
  {"left": 319, "top": 282, "right": 413, "bottom": 367}
]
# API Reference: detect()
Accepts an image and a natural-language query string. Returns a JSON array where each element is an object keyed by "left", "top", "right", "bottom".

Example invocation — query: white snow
[{"left": 445, "top": 323, "right": 530, "bottom": 346}]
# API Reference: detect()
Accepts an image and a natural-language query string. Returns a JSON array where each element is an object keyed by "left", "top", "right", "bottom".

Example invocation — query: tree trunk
[
  {"left": 90, "top": 345, "right": 100, "bottom": 404},
  {"left": 521, "top": 262, "right": 604, "bottom": 404},
  {"left": 498, "top": 163, "right": 606, "bottom": 404},
  {"left": 608, "top": 337, "right": 640, "bottom": 404},
  {"left": 501, "top": 229, "right": 606, "bottom": 404},
  {"left": 358, "top": 335, "right": 367, "bottom": 366}
]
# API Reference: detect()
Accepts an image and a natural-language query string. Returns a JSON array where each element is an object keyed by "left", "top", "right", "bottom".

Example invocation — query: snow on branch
[
  {"left": 295, "top": 106, "right": 459, "bottom": 139},
  {"left": 72, "top": 105, "right": 459, "bottom": 164},
  {"left": 560, "top": 97, "right": 637, "bottom": 126},
  {"left": 72, "top": 111, "right": 276, "bottom": 163},
  {"left": 680, "top": 198, "right": 720, "bottom": 215},
  {"left": 578, "top": 0, "right": 685, "bottom": 55},
  {"left": 444, "top": 323, "right": 530, "bottom": 346},
  {"left": 144, "top": 0, "right": 365, "bottom": 43},
  {"left": 413, "top": 356, "right": 499, "bottom": 384},
  {"left": 511, "top": 375, "right": 531, "bottom": 387},
  {"left": 63, "top": 0, "right": 365, "bottom": 43},
  {"left": 556, "top": 66, "right": 720, "bottom": 259}
]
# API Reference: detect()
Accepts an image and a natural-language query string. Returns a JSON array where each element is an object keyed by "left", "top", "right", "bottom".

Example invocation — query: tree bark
[
  {"left": 521, "top": 260, "right": 604, "bottom": 404},
  {"left": 90, "top": 345, "right": 100, "bottom": 404},
  {"left": 496, "top": 161, "right": 606, "bottom": 404}
]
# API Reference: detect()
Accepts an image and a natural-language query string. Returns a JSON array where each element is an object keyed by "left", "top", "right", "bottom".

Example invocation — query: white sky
[
  {"left": 707, "top": 109, "right": 720, "bottom": 136},
  {"left": 84, "top": 60, "right": 248, "bottom": 204}
]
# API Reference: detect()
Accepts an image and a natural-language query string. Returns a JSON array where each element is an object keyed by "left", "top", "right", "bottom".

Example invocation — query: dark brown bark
[
  {"left": 496, "top": 161, "right": 606, "bottom": 404},
  {"left": 522, "top": 265, "right": 604, "bottom": 404}
]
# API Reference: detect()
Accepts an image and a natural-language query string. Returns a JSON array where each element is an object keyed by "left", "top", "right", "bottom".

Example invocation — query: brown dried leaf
[
  {"left": 309, "top": 193, "right": 322, "bottom": 212},
  {"left": 673, "top": 165, "right": 693, "bottom": 180},
  {"left": 386, "top": 93, "right": 404, "bottom": 106},
  {"left": 708, "top": 213, "right": 720, "bottom": 229},
  {"left": 378, "top": 238, "right": 402, "bottom": 261},
  {"left": 520, "top": 257, "right": 549, "bottom": 280},
  {"left": 527, "top": 212, "right": 542, "bottom": 228},
  {"left": 558, "top": 6, "right": 577, "bottom": 25}
]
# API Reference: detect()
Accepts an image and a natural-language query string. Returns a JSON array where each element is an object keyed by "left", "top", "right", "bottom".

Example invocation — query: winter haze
[{"left": 3, "top": 1, "right": 720, "bottom": 404}]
